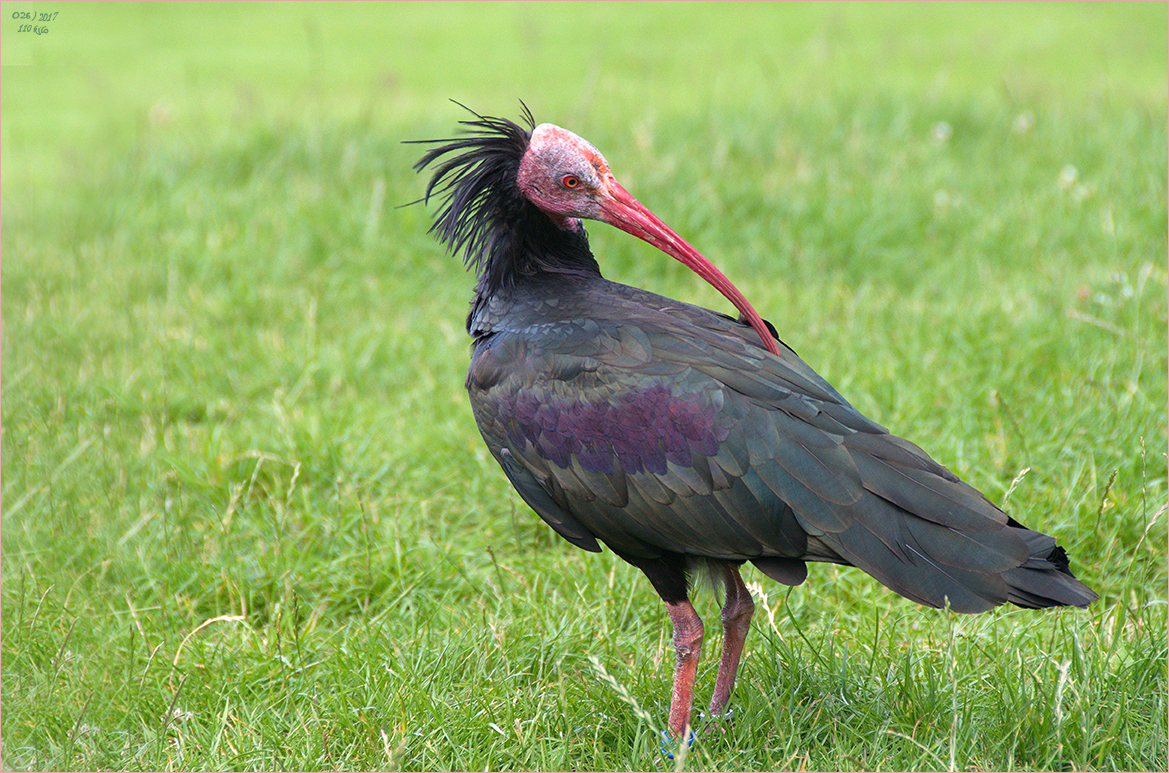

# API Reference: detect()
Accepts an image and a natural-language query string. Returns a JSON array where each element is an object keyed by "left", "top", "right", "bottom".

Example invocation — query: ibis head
[{"left": 514, "top": 122, "right": 780, "bottom": 355}]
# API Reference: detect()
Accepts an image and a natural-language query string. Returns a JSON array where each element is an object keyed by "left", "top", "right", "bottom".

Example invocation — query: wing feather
[{"left": 467, "top": 276, "right": 1094, "bottom": 612}]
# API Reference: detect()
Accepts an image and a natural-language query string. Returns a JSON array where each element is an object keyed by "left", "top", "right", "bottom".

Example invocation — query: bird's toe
[
  {"left": 659, "top": 727, "right": 698, "bottom": 760},
  {"left": 699, "top": 708, "right": 735, "bottom": 735}
]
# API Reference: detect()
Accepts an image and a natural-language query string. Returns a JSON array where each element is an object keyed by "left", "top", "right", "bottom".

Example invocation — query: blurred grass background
[{"left": 3, "top": 2, "right": 1167, "bottom": 770}]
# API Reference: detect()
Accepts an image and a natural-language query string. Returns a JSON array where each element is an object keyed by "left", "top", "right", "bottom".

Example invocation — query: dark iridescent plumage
[{"left": 412, "top": 106, "right": 1097, "bottom": 740}]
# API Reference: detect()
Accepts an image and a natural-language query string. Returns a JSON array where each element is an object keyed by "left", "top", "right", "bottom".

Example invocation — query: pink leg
[
  {"left": 664, "top": 600, "right": 704, "bottom": 739},
  {"left": 708, "top": 565, "right": 755, "bottom": 717}
]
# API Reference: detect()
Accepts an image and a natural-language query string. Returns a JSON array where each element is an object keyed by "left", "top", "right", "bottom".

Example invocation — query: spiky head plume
[{"left": 410, "top": 103, "right": 597, "bottom": 296}]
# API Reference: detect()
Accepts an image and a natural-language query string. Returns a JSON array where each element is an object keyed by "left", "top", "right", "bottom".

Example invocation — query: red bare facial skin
[
  {"left": 517, "top": 124, "right": 607, "bottom": 229},
  {"left": 518, "top": 123, "right": 780, "bottom": 356}
]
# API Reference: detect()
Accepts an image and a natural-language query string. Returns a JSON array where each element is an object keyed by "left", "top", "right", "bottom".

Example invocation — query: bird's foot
[
  {"left": 659, "top": 728, "right": 697, "bottom": 760},
  {"left": 698, "top": 708, "right": 734, "bottom": 735},
  {"left": 659, "top": 710, "right": 735, "bottom": 758}
]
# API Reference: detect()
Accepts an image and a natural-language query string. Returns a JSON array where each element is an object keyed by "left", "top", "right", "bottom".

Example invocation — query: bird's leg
[
  {"left": 664, "top": 599, "right": 704, "bottom": 740},
  {"left": 708, "top": 564, "right": 755, "bottom": 719}
]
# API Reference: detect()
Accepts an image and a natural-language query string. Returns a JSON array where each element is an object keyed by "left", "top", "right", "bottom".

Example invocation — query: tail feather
[
  {"left": 1003, "top": 534, "right": 1098, "bottom": 609},
  {"left": 780, "top": 492, "right": 1096, "bottom": 612}
]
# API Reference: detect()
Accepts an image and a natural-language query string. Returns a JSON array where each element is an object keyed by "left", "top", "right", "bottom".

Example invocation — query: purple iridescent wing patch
[{"left": 500, "top": 381, "right": 723, "bottom": 476}]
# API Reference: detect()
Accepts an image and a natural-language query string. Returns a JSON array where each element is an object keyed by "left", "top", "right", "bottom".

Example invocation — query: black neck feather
[{"left": 411, "top": 107, "right": 601, "bottom": 300}]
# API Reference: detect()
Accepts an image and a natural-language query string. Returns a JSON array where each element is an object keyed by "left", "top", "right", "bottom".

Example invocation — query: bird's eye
[{"left": 561, "top": 175, "right": 580, "bottom": 189}]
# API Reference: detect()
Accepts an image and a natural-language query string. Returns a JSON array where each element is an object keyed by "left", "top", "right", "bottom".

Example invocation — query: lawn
[{"left": 2, "top": 2, "right": 1166, "bottom": 771}]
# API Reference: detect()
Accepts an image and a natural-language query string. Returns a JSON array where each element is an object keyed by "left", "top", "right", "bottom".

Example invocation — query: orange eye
[{"left": 561, "top": 175, "right": 580, "bottom": 189}]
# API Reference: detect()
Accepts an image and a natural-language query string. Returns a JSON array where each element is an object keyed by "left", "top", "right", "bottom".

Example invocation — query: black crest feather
[
  {"left": 409, "top": 102, "right": 534, "bottom": 274},
  {"left": 409, "top": 102, "right": 598, "bottom": 297}
]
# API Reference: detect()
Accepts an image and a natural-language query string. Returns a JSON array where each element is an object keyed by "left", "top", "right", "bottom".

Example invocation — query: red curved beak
[{"left": 598, "top": 178, "right": 780, "bottom": 356}]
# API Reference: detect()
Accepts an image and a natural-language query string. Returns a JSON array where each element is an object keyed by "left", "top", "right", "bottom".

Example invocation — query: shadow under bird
[{"left": 410, "top": 105, "right": 1097, "bottom": 744}]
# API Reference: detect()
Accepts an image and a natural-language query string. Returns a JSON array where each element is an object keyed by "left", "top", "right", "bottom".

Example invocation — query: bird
[{"left": 410, "top": 104, "right": 1098, "bottom": 744}]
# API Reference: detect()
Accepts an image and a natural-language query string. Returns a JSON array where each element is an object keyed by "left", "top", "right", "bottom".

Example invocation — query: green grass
[{"left": 3, "top": 2, "right": 1166, "bottom": 770}]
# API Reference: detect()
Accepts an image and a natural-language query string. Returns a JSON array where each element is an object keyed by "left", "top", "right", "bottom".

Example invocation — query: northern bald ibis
[{"left": 411, "top": 105, "right": 1097, "bottom": 743}]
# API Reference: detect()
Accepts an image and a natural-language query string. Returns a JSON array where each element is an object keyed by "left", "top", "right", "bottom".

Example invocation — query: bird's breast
[{"left": 468, "top": 327, "right": 728, "bottom": 478}]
